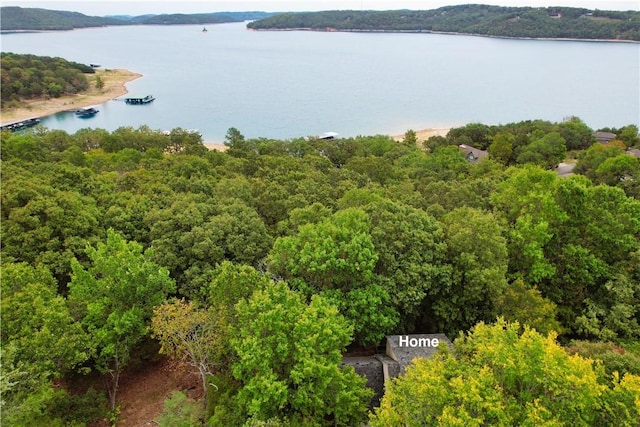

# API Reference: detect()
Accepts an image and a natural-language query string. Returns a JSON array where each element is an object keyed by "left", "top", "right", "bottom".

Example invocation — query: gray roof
[
  {"left": 595, "top": 131, "right": 617, "bottom": 143},
  {"left": 626, "top": 148, "right": 640, "bottom": 158},
  {"left": 458, "top": 144, "right": 488, "bottom": 161},
  {"left": 386, "top": 334, "right": 453, "bottom": 373}
]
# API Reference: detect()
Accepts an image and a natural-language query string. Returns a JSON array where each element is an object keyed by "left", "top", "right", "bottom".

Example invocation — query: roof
[
  {"left": 458, "top": 144, "right": 488, "bottom": 161},
  {"left": 318, "top": 131, "right": 339, "bottom": 140},
  {"left": 626, "top": 148, "right": 640, "bottom": 158},
  {"left": 595, "top": 131, "right": 617, "bottom": 143},
  {"left": 385, "top": 334, "right": 453, "bottom": 373}
]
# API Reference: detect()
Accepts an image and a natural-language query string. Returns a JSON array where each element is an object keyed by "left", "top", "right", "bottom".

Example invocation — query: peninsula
[
  {"left": 247, "top": 5, "right": 640, "bottom": 42},
  {"left": 0, "top": 68, "right": 141, "bottom": 125}
]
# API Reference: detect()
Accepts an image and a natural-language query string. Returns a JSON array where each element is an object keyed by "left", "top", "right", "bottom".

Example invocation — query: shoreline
[
  {"left": 202, "top": 127, "right": 450, "bottom": 151},
  {"left": 250, "top": 27, "right": 640, "bottom": 44},
  {"left": 0, "top": 68, "right": 142, "bottom": 126}
]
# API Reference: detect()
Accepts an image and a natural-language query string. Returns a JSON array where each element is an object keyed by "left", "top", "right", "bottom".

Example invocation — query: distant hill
[
  {"left": 139, "top": 11, "right": 276, "bottom": 25},
  {"left": 0, "top": 7, "right": 278, "bottom": 31},
  {"left": 247, "top": 4, "right": 640, "bottom": 41},
  {"left": 0, "top": 6, "right": 122, "bottom": 30}
]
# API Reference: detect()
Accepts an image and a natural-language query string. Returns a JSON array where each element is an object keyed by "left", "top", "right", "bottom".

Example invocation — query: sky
[{"left": 2, "top": 0, "right": 639, "bottom": 15}]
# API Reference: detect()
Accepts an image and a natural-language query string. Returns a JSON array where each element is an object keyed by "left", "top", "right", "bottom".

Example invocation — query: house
[
  {"left": 595, "top": 131, "right": 617, "bottom": 144},
  {"left": 342, "top": 334, "right": 453, "bottom": 408},
  {"left": 458, "top": 144, "right": 488, "bottom": 162},
  {"left": 626, "top": 148, "right": 640, "bottom": 158}
]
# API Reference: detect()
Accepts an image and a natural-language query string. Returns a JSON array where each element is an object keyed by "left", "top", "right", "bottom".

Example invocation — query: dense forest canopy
[
  {"left": 0, "top": 7, "right": 276, "bottom": 31},
  {"left": 2, "top": 116, "right": 639, "bottom": 425},
  {"left": 0, "top": 52, "right": 95, "bottom": 103},
  {"left": 247, "top": 4, "right": 640, "bottom": 41}
]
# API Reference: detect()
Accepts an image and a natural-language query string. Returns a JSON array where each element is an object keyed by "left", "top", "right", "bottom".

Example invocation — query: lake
[{"left": 1, "top": 22, "right": 638, "bottom": 141}]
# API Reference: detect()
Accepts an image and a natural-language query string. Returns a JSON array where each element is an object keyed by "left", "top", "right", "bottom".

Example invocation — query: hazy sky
[{"left": 2, "top": 0, "right": 639, "bottom": 15}]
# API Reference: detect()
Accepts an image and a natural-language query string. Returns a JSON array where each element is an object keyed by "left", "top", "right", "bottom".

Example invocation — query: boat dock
[
  {"left": 1, "top": 118, "right": 41, "bottom": 132},
  {"left": 125, "top": 95, "right": 155, "bottom": 105}
]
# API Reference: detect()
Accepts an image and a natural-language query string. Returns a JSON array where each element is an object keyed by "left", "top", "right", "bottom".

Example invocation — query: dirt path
[
  {"left": 115, "top": 358, "right": 201, "bottom": 427},
  {"left": 0, "top": 69, "right": 141, "bottom": 125}
]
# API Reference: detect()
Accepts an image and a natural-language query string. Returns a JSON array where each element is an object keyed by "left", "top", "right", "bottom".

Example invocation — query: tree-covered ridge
[
  {"left": 0, "top": 7, "right": 277, "bottom": 31},
  {"left": 0, "top": 6, "right": 122, "bottom": 30},
  {"left": 1, "top": 119, "right": 639, "bottom": 425},
  {"left": 248, "top": 4, "right": 640, "bottom": 41},
  {"left": 140, "top": 11, "right": 277, "bottom": 25},
  {"left": 1, "top": 53, "right": 95, "bottom": 103}
]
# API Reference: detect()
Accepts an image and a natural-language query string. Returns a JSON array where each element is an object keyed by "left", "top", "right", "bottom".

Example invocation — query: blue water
[{"left": 2, "top": 22, "right": 638, "bottom": 141}]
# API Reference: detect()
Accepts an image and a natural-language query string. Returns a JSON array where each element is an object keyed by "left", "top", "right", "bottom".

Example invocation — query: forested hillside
[
  {"left": 248, "top": 4, "right": 640, "bottom": 41},
  {"left": 0, "top": 7, "right": 276, "bottom": 31},
  {"left": 0, "top": 53, "right": 95, "bottom": 104},
  {"left": 0, "top": 6, "right": 121, "bottom": 30},
  {"left": 2, "top": 119, "right": 639, "bottom": 425}
]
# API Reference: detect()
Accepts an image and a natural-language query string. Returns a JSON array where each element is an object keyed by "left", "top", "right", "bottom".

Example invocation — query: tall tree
[
  {"left": 432, "top": 207, "right": 509, "bottom": 335},
  {"left": 339, "top": 194, "right": 449, "bottom": 332},
  {"left": 231, "top": 281, "right": 372, "bottom": 425},
  {"left": 268, "top": 208, "right": 397, "bottom": 345},
  {"left": 68, "top": 229, "right": 176, "bottom": 410}
]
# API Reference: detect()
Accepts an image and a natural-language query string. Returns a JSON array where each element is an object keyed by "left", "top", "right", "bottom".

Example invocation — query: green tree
[
  {"left": 68, "top": 229, "right": 176, "bottom": 410},
  {"left": 46, "top": 82, "right": 63, "bottom": 97},
  {"left": 491, "top": 165, "right": 563, "bottom": 284},
  {"left": 574, "top": 143, "right": 624, "bottom": 180},
  {"left": 617, "top": 124, "right": 640, "bottom": 147},
  {"left": 1, "top": 181, "right": 100, "bottom": 284},
  {"left": 95, "top": 74, "right": 104, "bottom": 90},
  {"left": 1, "top": 263, "right": 91, "bottom": 426},
  {"left": 231, "top": 281, "right": 372, "bottom": 425},
  {"left": 155, "top": 391, "right": 204, "bottom": 427},
  {"left": 224, "top": 127, "right": 258, "bottom": 157},
  {"left": 403, "top": 129, "right": 418, "bottom": 145},
  {"left": 594, "top": 154, "right": 640, "bottom": 186},
  {"left": 268, "top": 208, "right": 396, "bottom": 345},
  {"left": 432, "top": 207, "right": 508, "bottom": 335},
  {"left": 557, "top": 116, "right": 595, "bottom": 150},
  {"left": 339, "top": 194, "right": 448, "bottom": 332},
  {"left": 487, "top": 132, "right": 515, "bottom": 164},
  {"left": 516, "top": 131, "right": 567, "bottom": 168},
  {"left": 371, "top": 319, "right": 640, "bottom": 426},
  {"left": 497, "top": 279, "right": 562, "bottom": 335}
]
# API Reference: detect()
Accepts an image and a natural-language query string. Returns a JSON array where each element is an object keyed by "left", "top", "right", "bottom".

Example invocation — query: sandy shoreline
[
  {"left": 202, "top": 128, "right": 450, "bottom": 151},
  {"left": 0, "top": 69, "right": 141, "bottom": 125}
]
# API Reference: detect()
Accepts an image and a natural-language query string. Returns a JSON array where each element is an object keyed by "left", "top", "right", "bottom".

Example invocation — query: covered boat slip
[{"left": 124, "top": 95, "right": 155, "bottom": 105}]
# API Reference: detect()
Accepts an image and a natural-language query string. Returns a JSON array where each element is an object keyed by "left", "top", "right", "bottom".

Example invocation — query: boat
[
  {"left": 125, "top": 95, "right": 155, "bottom": 105},
  {"left": 75, "top": 107, "right": 99, "bottom": 118},
  {"left": 318, "top": 131, "right": 339, "bottom": 140}
]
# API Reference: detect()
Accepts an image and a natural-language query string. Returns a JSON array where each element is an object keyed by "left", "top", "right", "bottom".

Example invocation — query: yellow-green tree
[
  {"left": 371, "top": 319, "right": 640, "bottom": 426},
  {"left": 151, "top": 299, "right": 225, "bottom": 395}
]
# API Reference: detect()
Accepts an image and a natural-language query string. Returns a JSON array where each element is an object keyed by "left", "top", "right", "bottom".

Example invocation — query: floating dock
[
  {"left": 124, "top": 95, "right": 155, "bottom": 105},
  {"left": 1, "top": 118, "right": 41, "bottom": 132}
]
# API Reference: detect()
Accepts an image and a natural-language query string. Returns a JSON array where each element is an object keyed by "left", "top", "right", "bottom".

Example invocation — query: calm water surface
[{"left": 2, "top": 22, "right": 638, "bottom": 141}]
